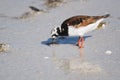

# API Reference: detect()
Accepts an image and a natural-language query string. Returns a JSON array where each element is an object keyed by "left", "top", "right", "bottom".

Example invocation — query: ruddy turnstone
[{"left": 51, "top": 14, "right": 110, "bottom": 48}]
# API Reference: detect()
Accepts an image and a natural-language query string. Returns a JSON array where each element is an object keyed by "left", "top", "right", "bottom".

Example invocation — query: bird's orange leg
[
  {"left": 78, "top": 37, "right": 84, "bottom": 48},
  {"left": 81, "top": 37, "right": 84, "bottom": 48}
]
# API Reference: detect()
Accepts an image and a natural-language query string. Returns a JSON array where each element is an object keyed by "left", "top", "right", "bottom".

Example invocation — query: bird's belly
[
  {"left": 68, "top": 19, "right": 104, "bottom": 36},
  {"left": 68, "top": 26, "right": 89, "bottom": 36}
]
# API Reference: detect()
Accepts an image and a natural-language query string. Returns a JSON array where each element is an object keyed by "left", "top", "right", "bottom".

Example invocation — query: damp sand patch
[
  {"left": 69, "top": 58, "right": 102, "bottom": 74},
  {"left": 52, "top": 57, "right": 102, "bottom": 75}
]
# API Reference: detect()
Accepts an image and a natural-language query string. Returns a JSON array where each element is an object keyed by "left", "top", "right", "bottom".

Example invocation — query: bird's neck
[{"left": 59, "top": 27, "right": 68, "bottom": 36}]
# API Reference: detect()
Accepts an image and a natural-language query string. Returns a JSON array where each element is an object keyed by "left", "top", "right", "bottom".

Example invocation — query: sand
[{"left": 0, "top": 0, "right": 120, "bottom": 80}]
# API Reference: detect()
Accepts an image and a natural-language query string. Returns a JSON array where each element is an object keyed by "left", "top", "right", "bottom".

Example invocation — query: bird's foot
[
  {"left": 75, "top": 43, "right": 84, "bottom": 48},
  {"left": 77, "top": 37, "right": 85, "bottom": 48},
  {"left": 79, "top": 45, "right": 84, "bottom": 48}
]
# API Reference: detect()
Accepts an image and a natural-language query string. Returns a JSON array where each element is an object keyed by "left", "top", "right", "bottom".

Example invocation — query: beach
[{"left": 0, "top": 0, "right": 120, "bottom": 80}]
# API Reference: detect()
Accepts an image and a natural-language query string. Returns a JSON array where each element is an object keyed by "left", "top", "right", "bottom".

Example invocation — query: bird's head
[{"left": 51, "top": 27, "right": 61, "bottom": 40}]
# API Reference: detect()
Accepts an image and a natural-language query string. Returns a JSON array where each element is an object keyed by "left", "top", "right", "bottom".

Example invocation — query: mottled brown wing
[{"left": 64, "top": 14, "right": 110, "bottom": 28}]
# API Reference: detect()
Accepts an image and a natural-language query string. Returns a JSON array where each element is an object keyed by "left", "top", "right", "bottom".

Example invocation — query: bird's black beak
[
  {"left": 51, "top": 37, "right": 56, "bottom": 43},
  {"left": 51, "top": 38, "right": 55, "bottom": 42},
  {"left": 50, "top": 34, "right": 59, "bottom": 44},
  {"left": 50, "top": 37, "right": 58, "bottom": 45}
]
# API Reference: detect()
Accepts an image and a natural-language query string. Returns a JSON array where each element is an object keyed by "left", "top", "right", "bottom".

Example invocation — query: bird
[{"left": 51, "top": 14, "right": 110, "bottom": 48}]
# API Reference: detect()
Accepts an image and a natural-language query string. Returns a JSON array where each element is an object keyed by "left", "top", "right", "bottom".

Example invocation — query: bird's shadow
[{"left": 41, "top": 36, "right": 92, "bottom": 46}]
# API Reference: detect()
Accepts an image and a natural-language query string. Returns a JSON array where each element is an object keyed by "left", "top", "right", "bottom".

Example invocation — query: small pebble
[
  {"left": 44, "top": 57, "right": 49, "bottom": 59},
  {"left": 105, "top": 50, "right": 112, "bottom": 55}
]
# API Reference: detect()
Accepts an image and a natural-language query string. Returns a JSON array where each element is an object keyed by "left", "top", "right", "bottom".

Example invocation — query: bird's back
[{"left": 61, "top": 14, "right": 110, "bottom": 28}]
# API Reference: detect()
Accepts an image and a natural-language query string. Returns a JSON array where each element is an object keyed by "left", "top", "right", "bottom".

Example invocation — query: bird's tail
[{"left": 102, "top": 14, "right": 110, "bottom": 18}]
